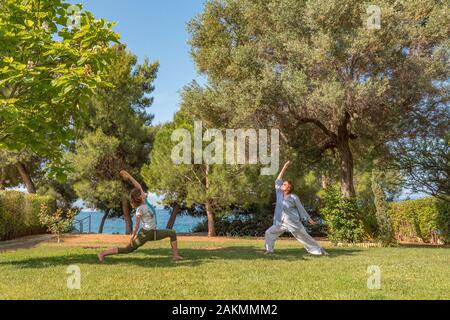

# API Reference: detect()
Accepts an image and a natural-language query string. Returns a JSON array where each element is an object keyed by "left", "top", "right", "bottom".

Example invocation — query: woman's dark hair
[{"left": 130, "top": 188, "right": 144, "bottom": 208}]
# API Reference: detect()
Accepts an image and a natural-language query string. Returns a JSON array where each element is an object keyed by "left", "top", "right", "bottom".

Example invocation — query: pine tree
[{"left": 69, "top": 47, "right": 158, "bottom": 234}]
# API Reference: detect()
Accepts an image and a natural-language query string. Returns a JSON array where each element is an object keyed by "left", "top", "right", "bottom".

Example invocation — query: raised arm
[
  {"left": 120, "top": 170, "right": 145, "bottom": 198},
  {"left": 277, "top": 161, "right": 291, "bottom": 181}
]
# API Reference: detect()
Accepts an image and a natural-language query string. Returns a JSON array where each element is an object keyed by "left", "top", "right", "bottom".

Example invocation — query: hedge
[
  {"left": 192, "top": 213, "right": 274, "bottom": 237},
  {"left": 0, "top": 191, "right": 55, "bottom": 241},
  {"left": 192, "top": 212, "right": 327, "bottom": 238},
  {"left": 388, "top": 198, "right": 450, "bottom": 244}
]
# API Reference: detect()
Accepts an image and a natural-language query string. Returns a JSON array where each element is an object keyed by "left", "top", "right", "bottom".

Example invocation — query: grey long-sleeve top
[{"left": 274, "top": 179, "right": 311, "bottom": 225}]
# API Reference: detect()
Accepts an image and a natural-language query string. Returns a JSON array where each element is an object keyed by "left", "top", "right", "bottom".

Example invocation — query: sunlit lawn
[{"left": 0, "top": 237, "right": 449, "bottom": 300}]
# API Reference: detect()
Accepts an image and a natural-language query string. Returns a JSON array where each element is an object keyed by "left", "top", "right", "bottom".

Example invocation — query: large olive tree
[{"left": 184, "top": 0, "right": 449, "bottom": 198}]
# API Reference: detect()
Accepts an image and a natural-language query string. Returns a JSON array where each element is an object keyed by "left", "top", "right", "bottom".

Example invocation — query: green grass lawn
[{"left": 0, "top": 238, "right": 449, "bottom": 300}]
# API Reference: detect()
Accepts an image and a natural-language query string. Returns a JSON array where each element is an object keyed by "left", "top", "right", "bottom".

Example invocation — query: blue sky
[{"left": 74, "top": 0, "right": 206, "bottom": 124}]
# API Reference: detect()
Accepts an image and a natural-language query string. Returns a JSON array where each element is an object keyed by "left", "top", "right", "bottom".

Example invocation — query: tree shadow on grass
[{"left": 0, "top": 246, "right": 361, "bottom": 270}]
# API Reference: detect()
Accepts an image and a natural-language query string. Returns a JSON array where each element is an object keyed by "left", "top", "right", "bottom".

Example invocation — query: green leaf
[
  {"left": 63, "top": 85, "right": 74, "bottom": 95},
  {"left": 24, "top": 20, "right": 35, "bottom": 28}
]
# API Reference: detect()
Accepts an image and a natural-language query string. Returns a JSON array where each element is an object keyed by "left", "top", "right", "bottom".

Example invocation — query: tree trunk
[
  {"left": 122, "top": 198, "right": 133, "bottom": 235},
  {"left": 0, "top": 167, "right": 6, "bottom": 190},
  {"left": 16, "top": 162, "right": 36, "bottom": 194},
  {"left": 204, "top": 164, "right": 216, "bottom": 237},
  {"left": 205, "top": 200, "right": 216, "bottom": 237},
  {"left": 166, "top": 202, "right": 180, "bottom": 230},
  {"left": 336, "top": 125, "right": 356, "bottom": 198},
  {"left": 98, "top": 209, "right": 110, "bottom": 234}
]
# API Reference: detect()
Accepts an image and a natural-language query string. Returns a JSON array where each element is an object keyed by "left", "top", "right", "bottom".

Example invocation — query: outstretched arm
[
  {"left": 120, "top": 170, "right": 145, "bottom": 198},
  {"left": 277, "top": 161, "right": 291, "bottom": 181},
  {"left": 293, "top": 196, "right": 316, "bottom": 224}
]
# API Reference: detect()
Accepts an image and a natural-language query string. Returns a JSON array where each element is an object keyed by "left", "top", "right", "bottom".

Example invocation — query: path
[{"left": 0, "top": 234, "right": 56, "bottom": 252}]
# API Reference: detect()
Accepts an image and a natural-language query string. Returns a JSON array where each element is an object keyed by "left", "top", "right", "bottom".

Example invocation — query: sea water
[{"left": 75, "top": 208, "right": 204, "bottom": 234}]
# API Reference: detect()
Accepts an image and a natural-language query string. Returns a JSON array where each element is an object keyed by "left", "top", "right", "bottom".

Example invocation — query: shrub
[
  {"left": 0, "top": 191, "right": 55, "bottom": 241},
  {"left": 39, "top": 205, "right": 78, "bottom": 243},
  {"left": 389, "top": 198, "right": 450, "bottom": 244},
  {"left": 192, "top": 212, "right": 274, "bottom": 237},
  {"left": 320, "top": 187, "right": 366, "bottom": 244}
]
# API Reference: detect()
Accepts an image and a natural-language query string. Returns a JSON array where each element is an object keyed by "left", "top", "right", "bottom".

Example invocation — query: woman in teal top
[{"left": 97, "top": 170, "right": 183, "bottom": 262}]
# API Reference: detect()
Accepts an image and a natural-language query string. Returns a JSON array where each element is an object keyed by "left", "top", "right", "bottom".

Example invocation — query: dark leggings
[{"left": 118, "top": 229, "right": 177, "bottom": 254}]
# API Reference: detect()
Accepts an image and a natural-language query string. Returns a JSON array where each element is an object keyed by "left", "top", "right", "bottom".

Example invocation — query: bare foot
[
  {"left": 173, "top": 256, "right": 184, "bottom": 262},
  {"left": 264, "top": 251, "right": 273, "bottom": 255},
  {"left": 97, "top": 253, "right": 105, "bottom": 263}
]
